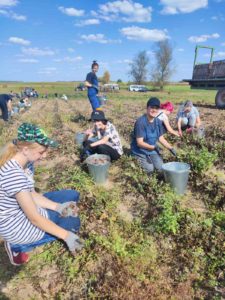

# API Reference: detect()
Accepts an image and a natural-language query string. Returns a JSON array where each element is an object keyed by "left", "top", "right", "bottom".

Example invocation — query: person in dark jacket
[
  {"left": 85, "top": 61, "right": 101, "bottom": 111},
  {"left": 0, "top": 94, "right": 13, "bottom": 121}
]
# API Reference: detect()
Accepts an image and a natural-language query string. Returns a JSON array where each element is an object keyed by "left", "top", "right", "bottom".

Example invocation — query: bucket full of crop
[
  {"left": 162, "top": 162, "right": 190, "bottom": 195},
  {"left": 75, "top": 132, "right": 85, "bottom": 146},
  {"left": 85, "top": 154, "right": 111, "bottom": 184}
]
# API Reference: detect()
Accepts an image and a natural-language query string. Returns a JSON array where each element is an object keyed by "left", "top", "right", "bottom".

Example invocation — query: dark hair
[{"left": 92, "top": 60, "right": 99, "bottom": 69}]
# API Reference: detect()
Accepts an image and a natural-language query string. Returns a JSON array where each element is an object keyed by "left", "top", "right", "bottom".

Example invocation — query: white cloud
[
  {"left": 177, "top": 48, "right": 184, "bottom": 51},
  {"left": 116, "top": 59, "right": 132, "bottom": 64},
  {"left": 120, "top": 26, "right": 169, "bottom": 41},
  {"left": 160, "top": 0, "right": 208, "bottom": 14},
  {"left": 0, "top": 9, "right": 26, "bottom": 20},
  {"left": 38, "top": 67, "right": 58, "bottom": 75},
  {"left": 11, "top": 12, "right": 26, "bottom": 20},
  {"left": 188, "top": 33, "right": 220, "bottom": 43},
  {"left": 9, "top": 36, "right": 30, "bottom": 45},
  {"left": 58, "top": 6, "right": 84, "bottom": 17},
  {"left": 98, "top": 0, "right": 152, "bottom": 23},
  {"left": 54, "top": 56, "right": 83, "bottom": 62},
  {"left": 216, "top": 51, "right": 225, "bottom": 57},
  {"left": 75, "top": 18, "right": 100, "bottom": 26},
  {"left": 18, "top": 58, "right": 38, "bottom": 63},
  {"left": 67, "top": 48, "right": 75, "bottom": 53},
  {"left": 0, "top": 0, "right": 17, "bottom": 7},
  {"left": 80, "top": 33, "right": 121, "bottom": 44},
  {"left": 22, "top": 47, "right": 55, "bottom": 56}
]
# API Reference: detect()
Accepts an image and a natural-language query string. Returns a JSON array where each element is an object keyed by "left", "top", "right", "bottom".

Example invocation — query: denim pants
[
  {"left": 0, "top": 101, "right": 9, "bottom": 121},
  {"left": 88, "top": 94, "right": 101, "bottom": 111},
  {"left": 181, "top": 115, "right": 197, "bottom": 129},
  {"left": 135, "top": 153, "right": 163, "bottom": 174},
  {"left": 10, "top": 190, "right": 80, "bottom": 252}
]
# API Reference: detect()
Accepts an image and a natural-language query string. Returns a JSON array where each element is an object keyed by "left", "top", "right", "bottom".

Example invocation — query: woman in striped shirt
[{"left": 0, "top": 123, "right": 83, "bottom": 266}]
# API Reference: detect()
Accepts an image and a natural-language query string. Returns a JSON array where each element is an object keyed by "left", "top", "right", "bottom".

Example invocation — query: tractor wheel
[{"left": 215, "top": 89, "right": 225, "bottom": 109}]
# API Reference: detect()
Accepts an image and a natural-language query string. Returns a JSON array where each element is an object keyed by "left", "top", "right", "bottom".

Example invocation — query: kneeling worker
[{"left": 131, "top": 97, "right": 176, "bottom": 175}]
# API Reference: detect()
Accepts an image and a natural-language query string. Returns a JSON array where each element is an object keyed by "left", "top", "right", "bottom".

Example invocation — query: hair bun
[{"left": 93, "top": 60, "right": 97, "bottom": 63}]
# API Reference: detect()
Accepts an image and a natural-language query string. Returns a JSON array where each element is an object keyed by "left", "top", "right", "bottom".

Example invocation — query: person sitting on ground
[
  {"left": 0, "top": 123, "right": 83, "bottom": 266},
  {"left": 156, "top": 101, "right": 180, "bottom": 137},
  {"left": 81, "top": 110, "right": 123, "bottom": 162},
  {"left": 131, "top": 97, "right": 177, "bottom": 175},
  {"left": 176, "top": 100, "right": 201, "bottom": 136},
  {"left": 0, "top": 94, "right": 13, "bottom": 122}
]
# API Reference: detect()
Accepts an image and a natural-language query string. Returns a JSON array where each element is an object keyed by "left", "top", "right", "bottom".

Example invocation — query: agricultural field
[{"left": 0, "top": 83, "right": 224, "bottom": 299}]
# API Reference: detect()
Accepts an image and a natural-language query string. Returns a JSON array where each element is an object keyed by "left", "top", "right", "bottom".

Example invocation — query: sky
[{"left": 0, "top": 0, "right": 225, "bottom": 82}]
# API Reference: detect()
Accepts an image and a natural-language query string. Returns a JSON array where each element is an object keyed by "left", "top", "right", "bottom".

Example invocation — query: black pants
[
  {"left": 83, "top": 140, "right": 120, "bottom": 161},
  {"left": 0, "top": 101, "right": 8, "bottom": 121}
]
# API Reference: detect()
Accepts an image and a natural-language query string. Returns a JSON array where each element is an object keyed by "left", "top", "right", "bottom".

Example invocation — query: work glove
[
  {"left": 65, "top": 232, "right": 83, "bottom": 253},
  {"left": 92, "top": 84, "right": 99, "bottom": 92},
  {"left": 154, "top": 145, "right": 162, "bottom": 155},
  {"left": 170, "top": 148, "right": 177, "bottom": 157},
  {"left": 56, "top": 202, "right": 79, "bottom": 217}
]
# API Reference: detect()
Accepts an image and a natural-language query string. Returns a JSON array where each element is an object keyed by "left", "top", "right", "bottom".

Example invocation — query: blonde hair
[{"left": 0, "top": 141, "right": 43, "bottom": 167}]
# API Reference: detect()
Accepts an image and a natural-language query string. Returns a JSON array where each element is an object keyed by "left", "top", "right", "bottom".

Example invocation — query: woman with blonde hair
[{"left": 0, "top": 123, "right": 83, "bottom": 266}]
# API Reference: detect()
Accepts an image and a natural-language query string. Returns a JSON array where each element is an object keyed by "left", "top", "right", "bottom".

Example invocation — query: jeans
[
  {"left": 10, "top": 190, "right": 80, "bottom": 253},
  {"left": 135, "top": 153, "right": 163, "bottom": 174},
  {"left": 88, "top": 94, "right": 101, "bottom": 111},
  {"left": 83, "top": 140, "right": 121, "bottom": 161},
  {"left": 181, "top": 114, "right": 197, "bottom": 129}
]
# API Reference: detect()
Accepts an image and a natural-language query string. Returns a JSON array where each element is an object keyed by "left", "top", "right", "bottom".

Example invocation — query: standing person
[
  {"left": 131, "top": 97, "right": 176, "bottom": 175},
  {"left": 0, "top": 123, "right": 83, "bottom": 266},
  {"left": 0, "top": 94, "right": 13, "bottom": 121},
  {"left": 176, "top": 100, "right": 201, "bottom": 136},
  {"left": 81, "top": 111, "right": 123, "bottom": 162},
  {"left": 156, "top": 101, "right": 180, "bottom": 137},
  {"left": 85, "top": 60, "right": 101, "bottom": 111}
]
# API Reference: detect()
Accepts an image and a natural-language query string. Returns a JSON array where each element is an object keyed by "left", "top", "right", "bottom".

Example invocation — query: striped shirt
[{"left": 0, "top": 159, "right": 48, "bottom": 245}]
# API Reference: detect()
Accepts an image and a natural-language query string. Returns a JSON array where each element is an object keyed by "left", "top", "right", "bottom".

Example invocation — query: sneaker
[{"left": 4, "top": 241, "right": 29, "bottom": 266}]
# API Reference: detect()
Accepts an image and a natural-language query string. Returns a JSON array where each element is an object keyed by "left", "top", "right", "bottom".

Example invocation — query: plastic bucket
[
  {"left": 13, "top": 107, "right": 19, "bottom": 114},
  {"left": 162, "top": 162, "right": 190, "bottom": 195},
  {"left": 86, "top": 154, "right": 111, "bottom": 184},
  {"left": 75, "top": 133, "right": 85, "bottom": 146}
]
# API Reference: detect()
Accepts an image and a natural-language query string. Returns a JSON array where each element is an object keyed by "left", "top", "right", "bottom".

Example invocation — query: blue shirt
[
  {"left": 131, "top": 114, "right": 164, "bottom": 156},
  {"left": 176, "top": 105, "right": 199, "bottom": 120},
  {"left": 0, "top": 94, "right": 11, "bottom": 104},
  {"left": 86, "top": 72, "right": 98, "bottom": 96}
]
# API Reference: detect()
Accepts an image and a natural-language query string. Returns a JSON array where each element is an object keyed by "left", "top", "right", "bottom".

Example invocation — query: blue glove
[
  {"left": 170, "top": 148, "right": 177, "bottom": 157},
  {"left": 65, "top": 232, "right": 83, "bottom": 252},
  {"left": 56, "top": 202, "right": 78, "bottom": 217}
]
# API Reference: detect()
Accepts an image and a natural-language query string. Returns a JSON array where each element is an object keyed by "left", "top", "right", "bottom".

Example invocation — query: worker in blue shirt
[
  {"left": 85, "top": 61, "right": 101, "bottom": 111},
  {"left": 0, "top": 94, "right": 13, "bottom": 121},
  {"left": 131, "top": 97, "right": 177, "bottom": 175}
]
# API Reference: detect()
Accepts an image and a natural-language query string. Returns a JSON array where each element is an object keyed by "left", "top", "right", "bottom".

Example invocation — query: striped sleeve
[{"left": 1, "top": 169, "right": 31, "bottom": 197}]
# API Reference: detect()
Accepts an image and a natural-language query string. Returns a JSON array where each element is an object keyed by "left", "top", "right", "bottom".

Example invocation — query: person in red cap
[
  {"left": 156, "top": 101, "right": 180, "bottom": 137},
  {"left": 81, "top": 110, "right": 123, "bottom": 161},
  {"left": 131, "top": 98, "right": 176, "bottom": 175}
]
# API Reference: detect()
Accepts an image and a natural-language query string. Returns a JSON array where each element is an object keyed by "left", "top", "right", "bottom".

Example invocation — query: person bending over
[
  {"left": 82, "top": 111, "right": 123, "bottom": 161},
  {"left": 0, "top": 123, "right": 83, "bottom": 266},
  {"left": 156, "top": 101, "right": 180, "bottom": 137},
  {"left": 0, "top": 94, "right": 12, "bottom": 121},
  {"left": 131, "top": 97, "right": 176, "bottom": 175},
  {"left": 176, "top": 100, "right": 201, "bottom": 136}
]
